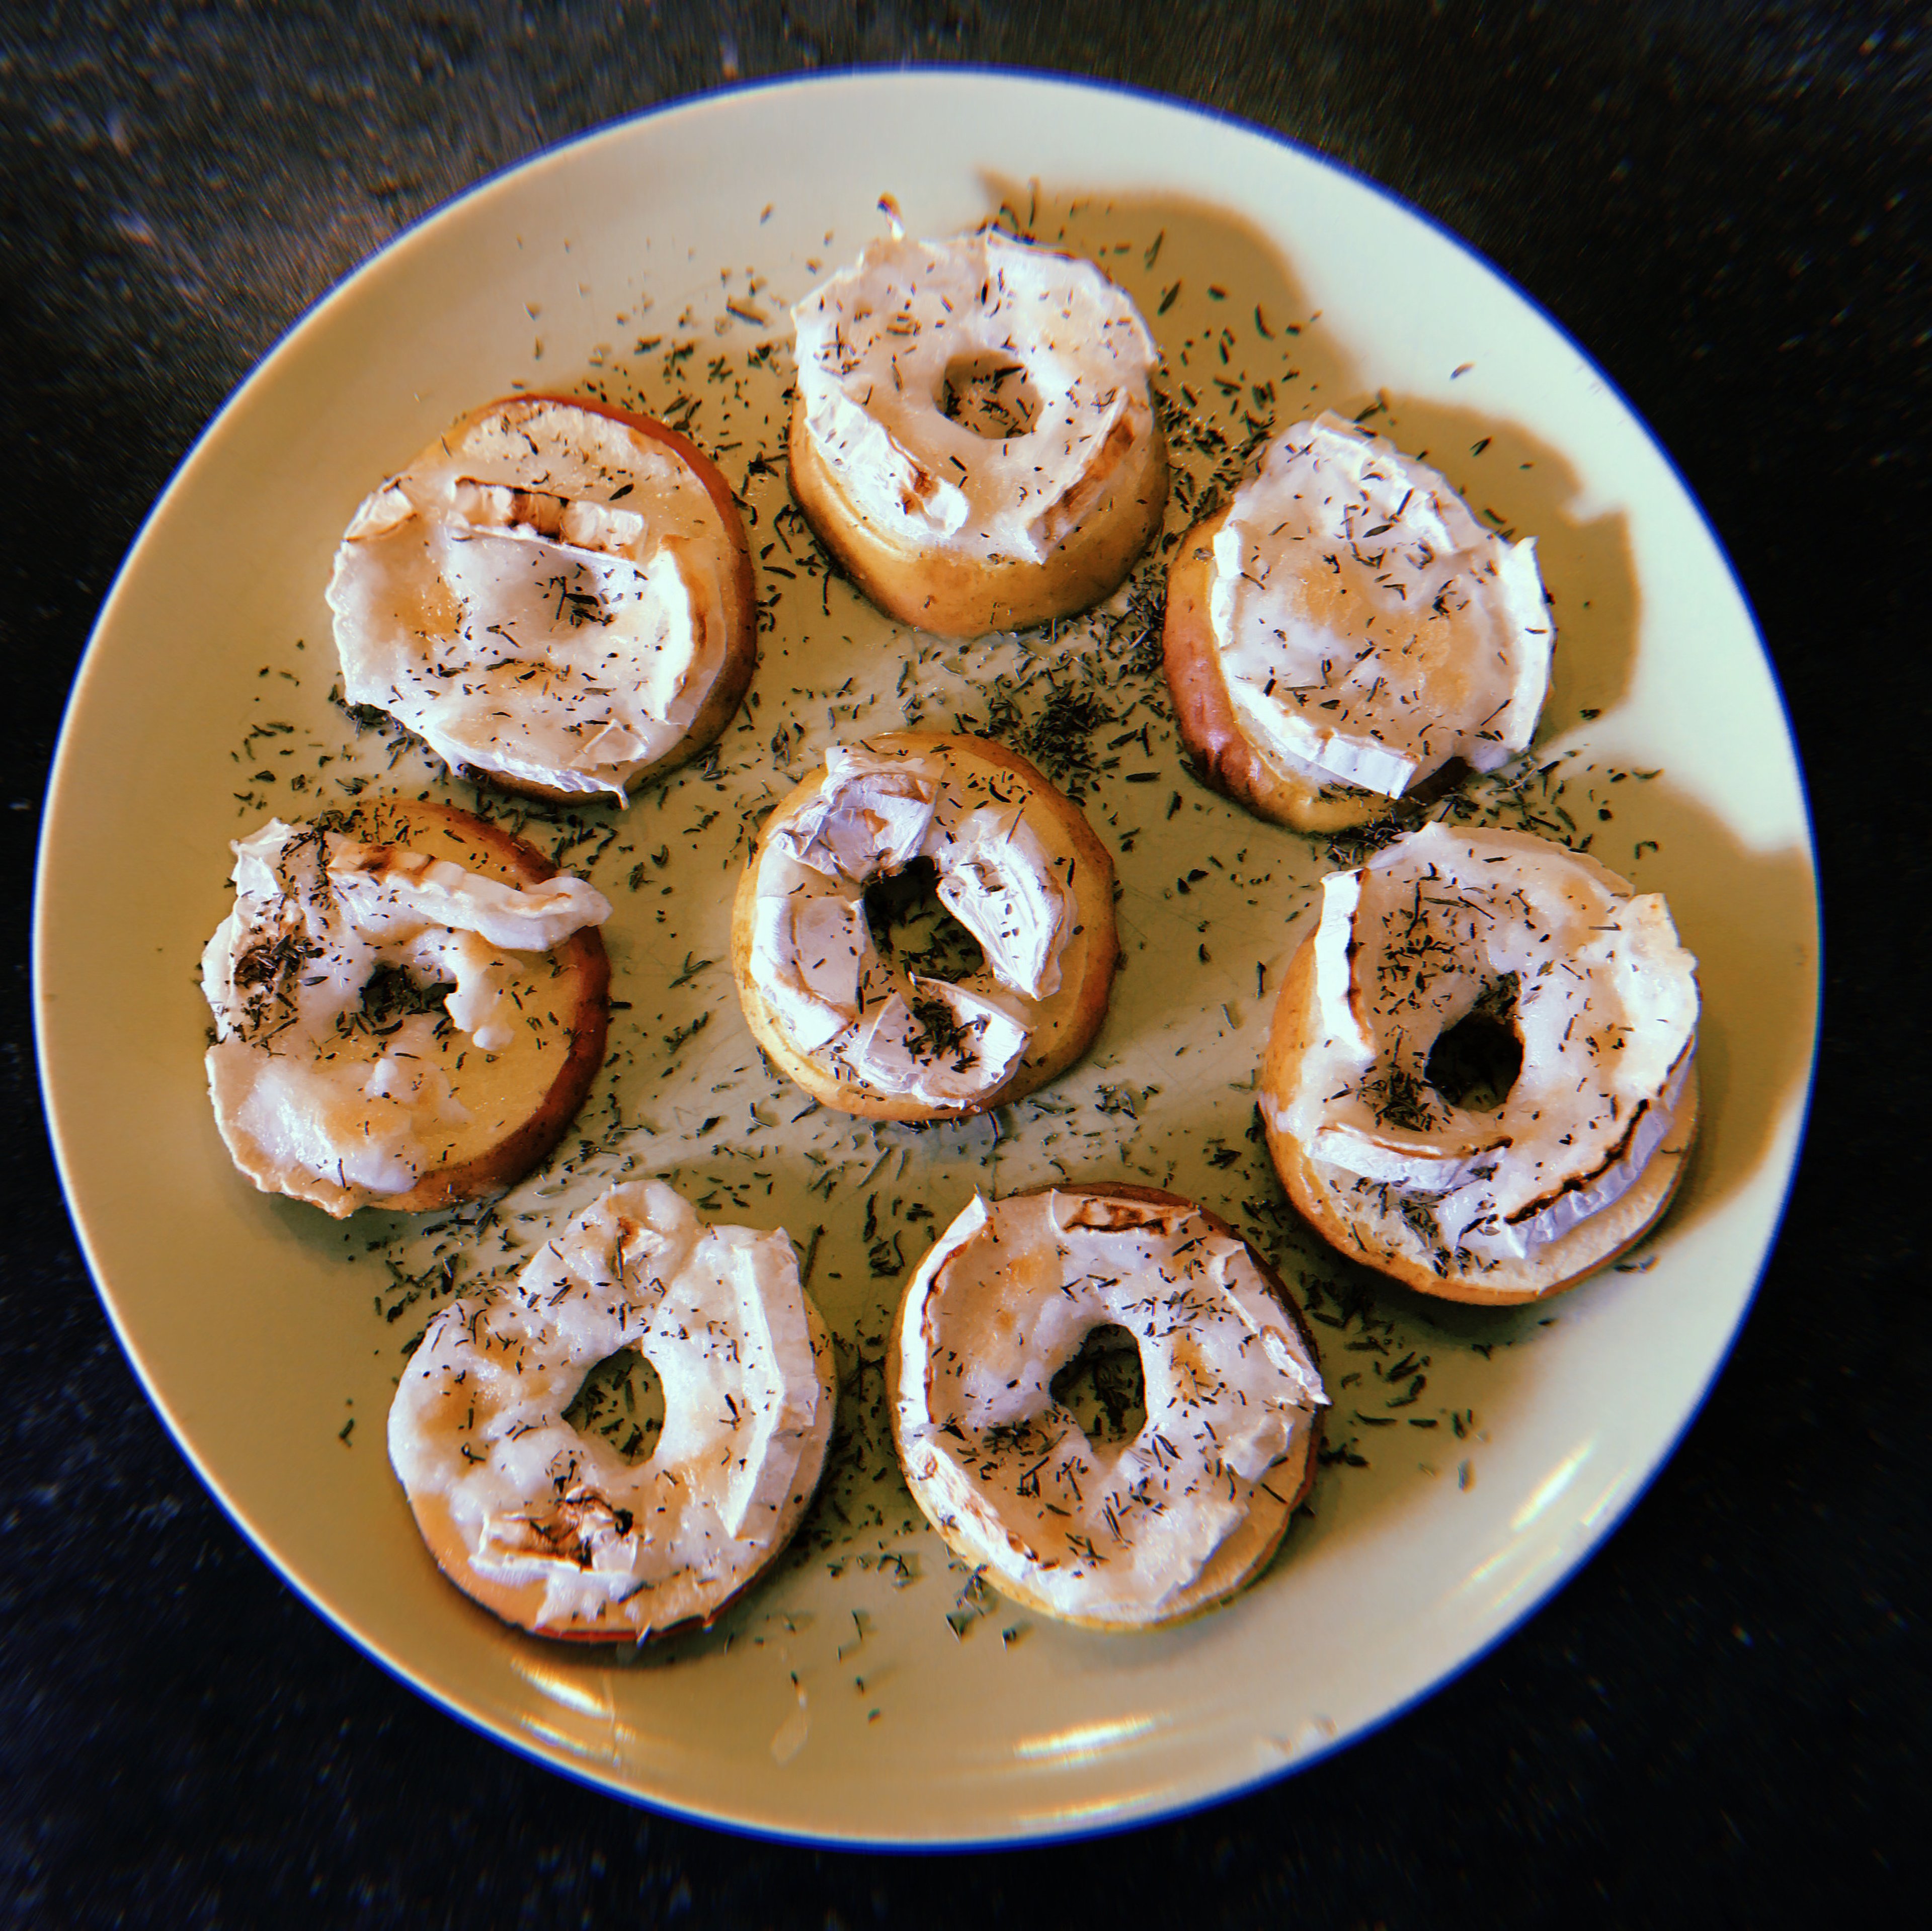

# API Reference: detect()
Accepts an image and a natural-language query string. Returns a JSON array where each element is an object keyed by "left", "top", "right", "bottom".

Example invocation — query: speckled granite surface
[{"left": 5, "top": 4, "right": 1926, "bottom": 1923}]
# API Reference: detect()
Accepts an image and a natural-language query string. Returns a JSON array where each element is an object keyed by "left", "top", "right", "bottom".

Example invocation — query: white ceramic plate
[{"left": 36, "top": 72, "right": 1817, "bottom": 1844}]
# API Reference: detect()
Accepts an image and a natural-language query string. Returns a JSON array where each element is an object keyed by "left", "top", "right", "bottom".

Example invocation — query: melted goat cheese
[
  {"left": 388, "top": 1180, "right": 826, "bottom": 1633},
  {"left": 1276, "top": 823, "right": 1698, "bottom": 1264},
  {"left": 1209, "top": 416, "right": 1552, "bottom": 797},
  {"left": 747, "top": 745, "right": 1076, "bottom": 1108},
  {"left": 895, "top": 1192, "right": 1327, "bottom": 1622},
  {"left": 202, "top": 817, "right": 609, "bottom": 1198},
  {"left": 329, "top": 398, "right": 735, "bottom": 799},
  {"left": 792, "top": 229, "right": 1159, "bottom": 563}
]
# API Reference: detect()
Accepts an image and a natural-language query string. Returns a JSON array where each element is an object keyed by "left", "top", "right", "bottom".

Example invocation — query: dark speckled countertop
[{"left": 5, "top": 5, "right": 1925, "bottom": 1923}]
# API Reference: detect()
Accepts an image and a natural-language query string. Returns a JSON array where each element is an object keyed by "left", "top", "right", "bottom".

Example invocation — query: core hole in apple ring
[
  {"left": 352, "top": 961, "right": 454, "bottom": 1029},
  {"left": 1424, "top": 974, "right": 1525, "bottom": 1115},
  {"left": 560, "top": 1345, "right": 667, "bottom": 1467},
  {"left": 1048, "top": 1322, "right": 1148, "bottom": 1444},
  {"left": 939, "top": 352, "right": 1042, "bottom": 439},
  {"left": 861, "top": 855, "right": 986, "bottom": 983}
]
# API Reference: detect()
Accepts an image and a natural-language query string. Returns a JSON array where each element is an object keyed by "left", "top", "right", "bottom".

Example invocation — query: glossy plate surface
[{"left": 36, "top": 72, "right": 1817, "bottom": 1844}]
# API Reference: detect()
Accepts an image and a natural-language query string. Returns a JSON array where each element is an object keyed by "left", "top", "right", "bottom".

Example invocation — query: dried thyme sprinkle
[
  {"left": 1362, "top": 1063, "right": 1438, "bottom": 1132},
  {"left": 908, "top": 995, "right": 975, "bottom": 1068}
]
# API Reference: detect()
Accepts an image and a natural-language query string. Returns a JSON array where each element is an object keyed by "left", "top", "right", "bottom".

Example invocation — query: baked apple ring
[
  {"left": 200, "top": 798, "right": 610, "bottom": 1217},
  {"left": 1261, "top": 822, "right": 1700, "bottom": 1302},
  {"left": 730, "top": 733, "right": 1117, "bottom": 1121},
  {"left": 788, "top": 225, "right": 1168, "bottom": 635},
  {"left": 890, "top": 1185, "right": 1328, "bottom": 1629},
  {"left": 328, "top": 394, "right": 757, "bottom": 802},
  {"left": 1164, "top": 415, "right": 1553, "bottom": 831},
  {"left": 389, "top": 1179, "right": 836, "bottom": 1642}
]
